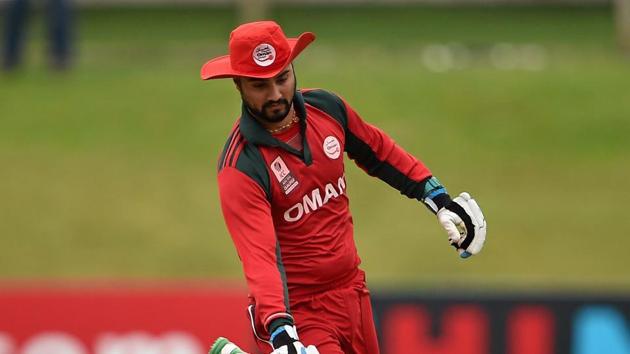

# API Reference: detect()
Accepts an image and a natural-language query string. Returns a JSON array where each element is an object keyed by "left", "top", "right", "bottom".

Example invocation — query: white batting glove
[
  {"left": 269, "top": 325, "right": 319, "bottom": 354},
  {"left": 437, "top": 192, "right": 487, "bottom": 258},
  {"left": 270, "top": 343, "right": 319, "bottom": 354}
]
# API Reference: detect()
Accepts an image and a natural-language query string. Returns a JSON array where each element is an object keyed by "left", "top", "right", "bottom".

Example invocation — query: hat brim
[{"left": 200, "top": 32, "right": 315, "bottom": 80}]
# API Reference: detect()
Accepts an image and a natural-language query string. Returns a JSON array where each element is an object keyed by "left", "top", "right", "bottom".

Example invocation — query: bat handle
[{"left": 209, "top": 337, "right": 248, "bottom": 354}]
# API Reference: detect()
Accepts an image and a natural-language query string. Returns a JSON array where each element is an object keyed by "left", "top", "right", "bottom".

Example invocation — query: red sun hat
[{"left": 200, "top": 21, "right": 315, "bottom": 80}]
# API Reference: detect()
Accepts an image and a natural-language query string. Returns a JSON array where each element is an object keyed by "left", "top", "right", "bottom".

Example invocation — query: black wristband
[
  {"left": 432, "top": 193, "right": 452, "bottom": 211},
  {"left": 268, "top": 317, "right": 294, "bottom": 337},
  {"left": 271, "top": 326, "right": 296, "bottom": 349},
  {"left": 423, "top": 192, "right": 452, "bottom": 214}
]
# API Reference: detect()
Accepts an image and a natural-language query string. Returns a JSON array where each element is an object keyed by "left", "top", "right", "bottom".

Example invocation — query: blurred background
[{"left": 1, "top": 0, "right": 629, "bottom": 353}]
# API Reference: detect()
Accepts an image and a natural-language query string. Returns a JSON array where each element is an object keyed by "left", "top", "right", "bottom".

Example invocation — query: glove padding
[
  {"left": 270, "top": 325, "right": 319, "bottom": 354},
  {"left": 437, "top": 192, "right": 486, "bottom": 258}
]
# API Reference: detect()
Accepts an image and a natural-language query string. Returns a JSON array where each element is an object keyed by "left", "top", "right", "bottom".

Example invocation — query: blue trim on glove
[{"left": 426, "top": 188, "right": 447, "bottom": 200}]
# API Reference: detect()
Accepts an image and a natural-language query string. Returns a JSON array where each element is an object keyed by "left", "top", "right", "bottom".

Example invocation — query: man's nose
[{"left": 269, "top": 83, "right": 282, "bottom": 101}]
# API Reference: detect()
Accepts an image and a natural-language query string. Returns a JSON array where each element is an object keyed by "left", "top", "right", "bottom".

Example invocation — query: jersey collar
[{"left": 239, "top": 90, "right": 313, "bottom": 165}]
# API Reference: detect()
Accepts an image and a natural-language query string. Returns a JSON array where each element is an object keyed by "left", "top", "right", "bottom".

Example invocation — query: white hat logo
[{"left": 253, "top": 43, "right": 276, "bottom": 67}]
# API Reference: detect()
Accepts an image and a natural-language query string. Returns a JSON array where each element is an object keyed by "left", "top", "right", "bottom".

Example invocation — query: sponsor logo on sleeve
[{"left": 271, "top": 156, "right": 299, "bottom": 195}]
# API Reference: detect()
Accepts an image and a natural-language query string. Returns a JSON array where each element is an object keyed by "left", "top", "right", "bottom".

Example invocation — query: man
[{"left": 201, "top": 21, "right": 486, "bottom": 354}]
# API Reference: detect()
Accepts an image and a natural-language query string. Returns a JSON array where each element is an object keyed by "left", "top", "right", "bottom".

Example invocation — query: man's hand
[
  {"left": 270, "top": 325, "right": 319, "bottom": 354},
  {"left": 437, "top": 192, "right": 486, "bottom": 258}
]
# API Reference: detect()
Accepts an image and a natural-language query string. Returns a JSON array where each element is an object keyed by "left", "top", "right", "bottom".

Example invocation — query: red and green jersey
[{"left": 216, "top": 89, "right": 449, "bottom": 335}]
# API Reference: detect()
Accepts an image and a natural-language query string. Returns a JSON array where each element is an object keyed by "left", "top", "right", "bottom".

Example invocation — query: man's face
[{"left": 236, "top": 65, "right": 296, "bottom": 124}]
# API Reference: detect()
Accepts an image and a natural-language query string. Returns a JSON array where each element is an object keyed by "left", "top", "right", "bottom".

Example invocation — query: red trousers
[{"left": 253, "top": 271, "right": 380, "bottom": 354}]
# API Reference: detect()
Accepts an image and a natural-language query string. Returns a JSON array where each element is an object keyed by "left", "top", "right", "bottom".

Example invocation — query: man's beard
[{"left": 245, "top": 97, "right": 291, "bottom": 124}]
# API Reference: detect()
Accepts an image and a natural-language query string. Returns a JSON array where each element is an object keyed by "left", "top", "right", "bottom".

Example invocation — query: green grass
[{"left": 1, "top": 5, "right": 629, "bottom": 291}]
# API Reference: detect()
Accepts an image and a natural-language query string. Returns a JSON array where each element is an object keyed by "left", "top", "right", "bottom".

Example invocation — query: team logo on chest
[
  {"left": 270, "top": 156, "right": 299, "bottom": 195},
  {"left": 323, "top": 136, "right": 341, "bottom": 160}
]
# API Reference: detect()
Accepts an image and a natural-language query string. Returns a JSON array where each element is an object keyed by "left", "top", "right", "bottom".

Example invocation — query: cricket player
[{"left": 202, "top": 21, "right": 487, "bottom": 354}]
